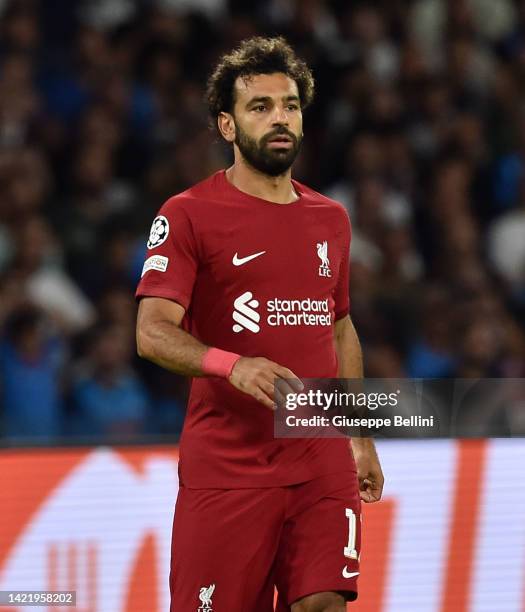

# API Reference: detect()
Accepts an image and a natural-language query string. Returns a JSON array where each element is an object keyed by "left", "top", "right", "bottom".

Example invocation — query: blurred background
[{"left": 0, "top": 0, "right": 524, "bottom": 444}]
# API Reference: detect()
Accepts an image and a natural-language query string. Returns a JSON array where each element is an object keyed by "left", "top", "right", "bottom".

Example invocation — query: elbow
[{"left": 136, "top": 326, "right": 154, "bottom": 360}]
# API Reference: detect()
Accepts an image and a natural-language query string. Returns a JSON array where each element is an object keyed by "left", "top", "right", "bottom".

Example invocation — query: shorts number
[{"left": 344, "top": 508, "right": 358, "bottom": 560}]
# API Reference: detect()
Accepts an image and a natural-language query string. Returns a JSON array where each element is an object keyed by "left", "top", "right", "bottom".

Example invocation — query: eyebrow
[{"left": 246, "top": 95, "right": 300, "bottom": 106}]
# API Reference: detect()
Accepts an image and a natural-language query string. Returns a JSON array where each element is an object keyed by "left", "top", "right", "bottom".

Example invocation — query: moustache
[{"left": 263, "top": 129, "right": 299, "bottom": 145}]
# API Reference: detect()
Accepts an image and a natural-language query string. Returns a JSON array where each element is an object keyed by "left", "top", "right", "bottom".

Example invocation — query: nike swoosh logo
[
  {"left": 232, "top": 251, "right": 266, "bottom": 266},
  {"left": 342, "top": 567, "right": 360, "bottom": 579}
]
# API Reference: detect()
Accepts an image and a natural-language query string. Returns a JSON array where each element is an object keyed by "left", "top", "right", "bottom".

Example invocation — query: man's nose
[{"left": 271, "top": 105, "right": 289, "bottom": 125}]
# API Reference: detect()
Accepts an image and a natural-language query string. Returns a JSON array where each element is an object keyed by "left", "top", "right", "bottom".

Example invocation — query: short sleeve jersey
[{"left": 136, "top": 170, "right": 356, "bottom": 488}]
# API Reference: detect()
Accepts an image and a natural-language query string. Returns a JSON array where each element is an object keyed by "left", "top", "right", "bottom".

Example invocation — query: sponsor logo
[
  {"left": 141, "top": 255, "right": 169, "bottom": 277},
  {"left": 233, "top": 291, "right": 260, "bottom": 333},
  {"left": 198, "top": 584, "right": 215, "bottom": 610},
  {"left": 317, "top": 241, "right": 331, "bottom": 277},
  {"left": 232, "top": 250, "right": 266, "bottom": 266},
  {"left": 342, "top": 567, "right": 359, "bottom": 579},
  {"left": 147, "top": 216, "right": 169, "bottom": 249},
  {"left": 232, "top": 292, "right": 331, "bottom": 333}
]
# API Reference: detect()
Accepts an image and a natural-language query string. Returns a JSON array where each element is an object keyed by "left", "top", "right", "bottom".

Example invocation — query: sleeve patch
[
  {"left": 147, "top": 215, "right": 170, "bottom": 249},
  {"left": 141, "top": 255, "right": 169, "bottom": 277}
]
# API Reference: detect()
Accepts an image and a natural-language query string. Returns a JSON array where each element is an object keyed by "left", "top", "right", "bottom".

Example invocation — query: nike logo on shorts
[
  {"left": 232, "top": 251, "right": 266, "bottom": 266},
  {"left": 342, "top": 567, "right": 360, "bottom": 579}
]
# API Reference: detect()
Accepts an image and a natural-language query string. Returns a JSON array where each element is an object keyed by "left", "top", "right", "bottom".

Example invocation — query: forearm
[
  {"left": 137, "top": 318, "right": 210, "bottom": 377},
  {"left": 335, "top": 316, "right": 363, "bottom": 378},
  {"left": 351, "top": 436, "right": 378, "bottom": 454},
  {"left": 335, "top": 316, "right": 377, "bottom": 452}
]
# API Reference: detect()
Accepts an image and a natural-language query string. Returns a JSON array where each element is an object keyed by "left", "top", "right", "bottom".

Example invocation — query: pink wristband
[{"left": 201, "top": 347, "right": 241, "bottom": 378}]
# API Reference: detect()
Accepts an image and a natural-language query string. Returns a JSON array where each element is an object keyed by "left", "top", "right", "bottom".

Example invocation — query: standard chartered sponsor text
[{"left": 267, "top": 298, "right": 331, "bottom": 327}]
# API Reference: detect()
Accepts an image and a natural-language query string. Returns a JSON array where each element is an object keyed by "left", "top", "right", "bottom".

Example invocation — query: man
[{"left": 136, "top": 36, "right": 384, "bottom": 612}]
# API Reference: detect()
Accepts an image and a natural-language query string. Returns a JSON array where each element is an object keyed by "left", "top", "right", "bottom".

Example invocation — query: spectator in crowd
[
  {"left": 70, "top": 322, "right": 150, "bottom": 439},
  {"left": 406, "top": 284, "right": 456, "bottom": 378},
  {"left": 488, "top": 178, "right": 525, "bottom": 299},
  {"left": 0, "top": 304, "right": 65, "bottom": 439}
]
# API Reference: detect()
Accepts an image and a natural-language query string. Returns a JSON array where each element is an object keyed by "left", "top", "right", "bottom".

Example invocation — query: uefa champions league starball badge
[{"left": 147, "top": 215, "right": 170, "bottom": 249}]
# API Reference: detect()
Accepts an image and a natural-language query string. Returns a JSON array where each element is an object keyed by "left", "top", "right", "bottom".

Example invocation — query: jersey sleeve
[
  {"left": 135, "top": 199, "right": 199, "bottom": 311},
  {"left": 333, "top": 209, "right": 351, "bottom": 320}
]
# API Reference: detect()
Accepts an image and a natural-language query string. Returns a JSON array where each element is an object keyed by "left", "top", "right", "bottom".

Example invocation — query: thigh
[
  {"left": 170, "top": 485, "right": 284, "bottom": 612},
  {"left": 275, "top": 472, "right": 361, "bottom": 607}
]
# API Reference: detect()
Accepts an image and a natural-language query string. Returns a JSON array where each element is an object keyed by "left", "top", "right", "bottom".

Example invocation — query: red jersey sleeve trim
[
  {"left": 135, "top": 286, "right": 191, "bottom": 312},
  {"left": 334, "top": 306, "right": 350, "bottom": 321}
]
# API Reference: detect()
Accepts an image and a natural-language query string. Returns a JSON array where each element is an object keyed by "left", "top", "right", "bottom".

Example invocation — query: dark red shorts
[{"left": 170, "top": 471, "right": 361, "bottom": 611}]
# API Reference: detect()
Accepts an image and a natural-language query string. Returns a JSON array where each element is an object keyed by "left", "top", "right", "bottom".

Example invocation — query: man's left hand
[{"left": 351, "top": 438, "right": 384, "bottom": 503}]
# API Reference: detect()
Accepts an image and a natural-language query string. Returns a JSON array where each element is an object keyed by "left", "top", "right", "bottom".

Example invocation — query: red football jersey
[{"left": 136, "top": 170, "right": 356, "bottom": 488}]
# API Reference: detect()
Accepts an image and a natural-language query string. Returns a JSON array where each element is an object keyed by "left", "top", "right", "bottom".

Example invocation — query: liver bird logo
[
  {"left": 317, "top": 241, "right": 331, "bottom": 277},
  {"left": 317, "top": 241, "right": 329, "bottom": 268},
  {"left": 199, "top": 583, "right": 215, "bottom": 609}
]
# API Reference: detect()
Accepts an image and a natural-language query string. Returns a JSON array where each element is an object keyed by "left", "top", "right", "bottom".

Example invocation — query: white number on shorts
[{"left": 344, "top": 508, "right": 358, "bottom": 560}]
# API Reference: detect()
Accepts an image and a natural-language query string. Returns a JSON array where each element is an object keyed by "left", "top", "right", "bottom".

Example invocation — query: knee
[{"left": 292, "top": 591, "right": 346, "bottom": 612}]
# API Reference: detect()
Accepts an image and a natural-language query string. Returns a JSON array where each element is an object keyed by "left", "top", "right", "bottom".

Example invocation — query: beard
[{"left": 234, "top": 121, "right": 303, "bottom": 177}]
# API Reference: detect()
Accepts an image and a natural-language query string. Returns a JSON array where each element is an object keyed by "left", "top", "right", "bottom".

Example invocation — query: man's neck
[{"left": 226, "top": 160, "right": 299, "bottom": 204}]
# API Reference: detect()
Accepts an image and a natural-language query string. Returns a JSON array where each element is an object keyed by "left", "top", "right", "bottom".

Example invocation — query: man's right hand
[{"left": 228, "top": 356, "right": 303, "bottom": 410}]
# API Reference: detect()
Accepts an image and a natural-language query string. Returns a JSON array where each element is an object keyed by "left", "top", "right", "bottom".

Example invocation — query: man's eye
[
  {"left": 287, "top": 104, "right": 299, "bottom": 111},
  {"left": 253, "top": 105, "right": 266, "bottom": 112}
]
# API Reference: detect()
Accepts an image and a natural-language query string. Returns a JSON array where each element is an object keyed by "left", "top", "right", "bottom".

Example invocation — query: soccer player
[{"left": 136, "top": 37, "right": 384, "bottom": 612}]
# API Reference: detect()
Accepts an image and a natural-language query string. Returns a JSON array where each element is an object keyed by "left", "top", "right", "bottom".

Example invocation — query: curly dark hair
[{"left": 206, "top": 36, "right": 315, "bottom": 129}]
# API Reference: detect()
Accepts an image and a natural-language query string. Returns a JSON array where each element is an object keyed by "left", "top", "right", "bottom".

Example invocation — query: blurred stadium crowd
[{"left": 0, "top": 0, "right": 524, "bottom": 442}]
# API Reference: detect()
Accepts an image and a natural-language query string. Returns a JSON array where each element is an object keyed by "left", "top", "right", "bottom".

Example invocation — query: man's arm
[
  {"left": 137, "top": 297, "right": 208, "bottom": 376},
  {"left": 335, "top": 315, "right": 384, "bottom": 503},
  {"left": 136, "top": 296, "right": 302, "bottom": 410}
]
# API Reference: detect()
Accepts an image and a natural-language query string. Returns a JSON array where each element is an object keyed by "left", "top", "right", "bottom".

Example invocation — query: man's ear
[{"left": 218, "top": 112, "right": 236, "bottom": 142}]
